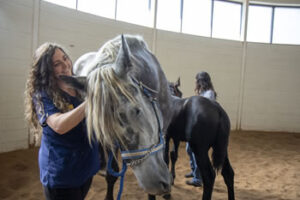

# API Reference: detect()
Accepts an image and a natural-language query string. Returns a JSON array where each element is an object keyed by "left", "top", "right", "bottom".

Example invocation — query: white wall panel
[
  {"left": 242, "top": 43, "right": 300, "bottom": 132},
  {"left": 155, "top": 31, "right": 243, "bottom": 129},
  {"left": 0, "top": 0, "right": 33, "bottom": 152}
]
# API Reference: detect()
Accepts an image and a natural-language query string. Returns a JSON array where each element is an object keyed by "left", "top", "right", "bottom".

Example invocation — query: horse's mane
[
  {"left": 85, "top": 35, "right": 152, "bottom": 150},
  {"left": 83, "top": 35, "right": 148, "bottom": 75}
]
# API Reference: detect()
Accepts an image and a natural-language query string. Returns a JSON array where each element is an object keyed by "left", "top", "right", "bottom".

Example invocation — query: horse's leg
[
  {"left": 194, "top": 151, "right": 215, "bottom": 200},
  {"left": 148, "top": 193, "right": 171, "bottom": 200},
  {"left": 221, "top": 155, "right": 235, "bottom": 200},
  {"left": 148, "top": 194, "right": 156, "bottom": 200},
  {"left": 99, "top": 143, "right": 107, "bottom": 170},
  {"left": 164, "top": 136, "right": 170, "bottom": 167},
  {"left": 170, "top": 138, "right": 180, "bottom": 182},
  {"left": 105, "top": 154, "right": 119, "bottom": 200},
  {"left": 161, "top": 136, "right": 172, "bottom": 200}
]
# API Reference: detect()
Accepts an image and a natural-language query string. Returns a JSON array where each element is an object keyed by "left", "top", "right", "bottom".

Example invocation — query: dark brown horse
[
  {"left": 149, "top": 79, "right": 235, "bottom": 200},
  {"left": 168, "top": 77, "right": 182, "bottom": 98},
  {"left": 164, "top": 78, "right": 182, "bottom": 182}
]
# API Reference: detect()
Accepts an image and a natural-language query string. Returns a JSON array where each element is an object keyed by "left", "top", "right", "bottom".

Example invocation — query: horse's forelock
[
  {"left": 86, "top": 66, "right": 139, "bottom": 150},
  {"left": 85, "top": 34, "right": 160, "bottom": 151}
]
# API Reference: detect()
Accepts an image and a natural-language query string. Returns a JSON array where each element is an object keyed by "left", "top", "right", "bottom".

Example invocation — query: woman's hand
[{"left": 46, "top": 101, "right": 87, "bottom": 134}]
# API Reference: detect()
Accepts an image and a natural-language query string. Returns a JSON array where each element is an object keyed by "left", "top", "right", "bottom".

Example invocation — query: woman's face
[{"left": 52, "top": 48, "right": 72, "bottom": 78}]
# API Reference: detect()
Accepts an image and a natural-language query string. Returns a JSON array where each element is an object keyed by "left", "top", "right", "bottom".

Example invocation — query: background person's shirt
[{"left": 200, "top": 90, "right": 216, "bottom": 101}]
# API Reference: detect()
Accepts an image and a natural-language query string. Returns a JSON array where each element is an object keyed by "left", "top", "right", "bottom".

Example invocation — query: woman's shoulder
[
  {"left": 205, "top": 89, "right": 214, "bottom": 94},
  {"left": 201, "top": 89, "right": 213, "bottom": 95},
  {"left": 201, "top": 90, "right": 216, "bottom": 100},
  {"left": 32, "top": 90, "right": 48, "bottom": 102},
  {"left": 34, "top": 90, "right": 48, "bottom": 98}
]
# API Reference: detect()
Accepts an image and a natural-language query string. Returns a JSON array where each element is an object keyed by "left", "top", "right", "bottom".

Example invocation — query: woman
[
  {"left": 24, "top": 42, "right": 100, "bottom": 200},
  {"left": 195, "top": 71, "right": 217, "bottom": 100},
  {"left": 185, "top": 71, "right": 217, "bottom": 187}
]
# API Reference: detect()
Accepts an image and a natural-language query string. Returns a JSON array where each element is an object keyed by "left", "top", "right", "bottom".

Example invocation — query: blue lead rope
[{"left": 107, "top": 151, "right": 128, "bottom": 200}]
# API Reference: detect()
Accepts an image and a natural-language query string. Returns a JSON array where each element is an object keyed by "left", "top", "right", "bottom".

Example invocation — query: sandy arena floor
[{"left": 0, "top": 131, "right": 299, "bottom": 200}]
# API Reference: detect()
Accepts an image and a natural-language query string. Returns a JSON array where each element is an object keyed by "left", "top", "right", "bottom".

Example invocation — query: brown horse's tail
[{"left": 212, "top": 106, "right": 231, "bottom": 172}]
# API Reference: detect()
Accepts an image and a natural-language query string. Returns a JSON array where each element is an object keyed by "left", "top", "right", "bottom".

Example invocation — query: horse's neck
[
  {"left": 157, "top": 95, "right": 183, "bottom": 134},
  {"left": 169, "top": 97, "right": 187, "bottom": 120},
  {"left": 153, "top": 78, "right": 174, "bottom": 132}
]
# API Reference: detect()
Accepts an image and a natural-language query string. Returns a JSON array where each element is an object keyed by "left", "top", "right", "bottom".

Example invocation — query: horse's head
[
  {"left": 62, "top": 35, "right": 171, "bottom": 195},
  {"left": 168, "top": 77, "right": 182, "bottom": 98}
]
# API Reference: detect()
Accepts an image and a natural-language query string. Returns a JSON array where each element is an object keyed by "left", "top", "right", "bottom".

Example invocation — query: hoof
[
  {"left": 97, "top": 169, "right": 107, "bottom": 177},
  {"left": 171, "top": 174, "right": 176, "bottom": 183},
  {"left": 163, "top": 193, "right": 171, "bottom": 199}
]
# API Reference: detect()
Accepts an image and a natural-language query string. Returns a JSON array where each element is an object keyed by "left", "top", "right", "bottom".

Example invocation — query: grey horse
[{"left": 61, "top": 34, "right": 174, "bottom": 198}]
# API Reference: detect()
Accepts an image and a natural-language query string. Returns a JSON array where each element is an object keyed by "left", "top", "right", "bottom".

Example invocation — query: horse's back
[{"left": 184, "top": 96, "right": 229, "bottom": 147}]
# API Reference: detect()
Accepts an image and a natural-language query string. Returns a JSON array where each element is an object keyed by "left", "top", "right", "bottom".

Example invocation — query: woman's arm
[{"left": 46, "top": 101, "right": 87, "bottom": 134}]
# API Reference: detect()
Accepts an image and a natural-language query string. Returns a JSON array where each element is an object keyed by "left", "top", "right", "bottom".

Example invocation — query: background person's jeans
[{"left": 186, "top": 143, "right": 202, "bottom": 183}]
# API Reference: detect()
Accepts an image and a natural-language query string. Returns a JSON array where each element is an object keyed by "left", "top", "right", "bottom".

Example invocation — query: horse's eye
[
  {"left": 134, "top": 107, "right": 141, "bottom": 116},
  {"left": 119, "top": 112, "right": 128, "bottom": 124},
  {"left": 129, "top": 85, "right": 138, "bottom": 95}
]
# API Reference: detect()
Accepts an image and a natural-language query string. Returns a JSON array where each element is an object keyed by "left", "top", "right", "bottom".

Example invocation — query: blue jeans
[{"left": 186, "top": 143, "right": 202, "bottom": 183}]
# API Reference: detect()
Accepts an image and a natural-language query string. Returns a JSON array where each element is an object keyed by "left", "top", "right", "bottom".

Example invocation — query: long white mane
[{"left": 83, "top": 35, "right": 153, "bottom": 150}]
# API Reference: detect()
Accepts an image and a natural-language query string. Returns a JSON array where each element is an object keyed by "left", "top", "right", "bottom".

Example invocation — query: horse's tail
[{"left": 212, "top": 106, "right": 231, "bottom": 172}]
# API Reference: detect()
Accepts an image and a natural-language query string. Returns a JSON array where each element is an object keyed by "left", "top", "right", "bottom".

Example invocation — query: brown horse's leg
[
  {"left": 99, "top": 144, "right": 106, "bottom": 170},
  {"left": 105, "top": 154, "right": 119, "bottom": 200},
  {"left": 148, "top": 194, "right": 156, "bottom": 200},
  {"left": 170, "top": 139, "right": 180, "bottom": 182},
  {"left": 148, "top": 194, "right": 171, "bottom": 200},
  {"left": 163, "top": 135, "right": 171, "bottom": 167},
  {"left": 221, "top": 155, "right": 235, "bottom": 200},
  {"left": 161, "top": 137, "right": 174, "bottom": 199},
  {"left": 195, "top": 152, "right": 215, "bottom": 200}
]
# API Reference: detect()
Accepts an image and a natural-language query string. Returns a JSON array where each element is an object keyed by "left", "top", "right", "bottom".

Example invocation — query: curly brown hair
[
  {"left": 194, "top": 71, "right": 217, "bottom": 98},
  {"left": 24, "top": 42, "right": 76, "bottom": 141}
]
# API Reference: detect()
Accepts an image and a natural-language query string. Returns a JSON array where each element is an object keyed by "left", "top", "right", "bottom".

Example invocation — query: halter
[
  {"left": 121, "top": 77, "right": 164, "bottom": 167},
  {"left": 107, "top": 77, "right": 165, "bottom": 200}
]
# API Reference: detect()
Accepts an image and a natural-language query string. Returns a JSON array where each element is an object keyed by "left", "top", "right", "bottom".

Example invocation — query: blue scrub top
[{"left": 35, "top": 91, "right": 100, "bottom": 188}]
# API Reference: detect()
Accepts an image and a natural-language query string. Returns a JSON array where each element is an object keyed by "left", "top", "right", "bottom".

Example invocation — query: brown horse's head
[{"left": 168, "top": 77, "right": 182, "bottom": 98}]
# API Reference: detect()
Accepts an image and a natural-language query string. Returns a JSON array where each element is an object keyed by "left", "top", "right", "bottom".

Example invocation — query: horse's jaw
[{"left": 131, "top": 153, "right": 172, "bottom": 195}]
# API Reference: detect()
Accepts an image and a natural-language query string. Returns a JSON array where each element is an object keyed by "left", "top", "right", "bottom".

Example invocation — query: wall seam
[
  {"left": 236, "top": 0, "right": 249, "bottom": 130},
  {"left": 28, "top": 0, "right": 40, "bottom": 147}
]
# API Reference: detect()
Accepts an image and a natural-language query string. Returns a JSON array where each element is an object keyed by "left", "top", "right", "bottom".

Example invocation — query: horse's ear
[
  {"left": 59, "top": 75, "right": 87, "bottom": 92},
  {"left": 175, "top": 77, "right": 181, "bottom": 87},
  {"left": 113, "top": 35, "right": 132, "bottom": 78}
]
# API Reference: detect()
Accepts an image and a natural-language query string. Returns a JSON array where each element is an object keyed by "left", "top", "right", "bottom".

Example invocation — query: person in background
[
  {"left": 185, "top": 71, "right": 217, "bottom": 187},
  {"left": 24, "top": 42, "right": 100, "bottom": 200},
  {"left": 194, "top": 71, "right": 217, "bottom": 100}
]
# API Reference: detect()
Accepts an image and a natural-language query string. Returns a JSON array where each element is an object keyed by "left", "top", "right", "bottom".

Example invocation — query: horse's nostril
[{"left": 160, "top": 181, "right": 169, "bottom": 191}]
